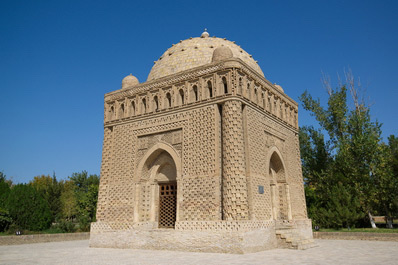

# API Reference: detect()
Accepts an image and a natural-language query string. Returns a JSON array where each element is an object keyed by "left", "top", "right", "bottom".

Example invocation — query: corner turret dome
[
  {"left": 274, "top": 84, "right": 284, "bottom": 92},
  {"left": 212, "top": 46, "right": 233, "bottom": 62},
  {"left": 147, "top": 31, "right": 264, "bottom": 81},
  {"left": 121, "top": 74, "right": 139, "bottom": 89}
]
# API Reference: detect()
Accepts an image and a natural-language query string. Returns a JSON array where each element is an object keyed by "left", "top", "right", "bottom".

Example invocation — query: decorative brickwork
[
  {"left": 91, "top": 32, "right": 313, "bottom": 253},
  {"left": 222, "top": 100, "right": 249, "bottom": 220}
]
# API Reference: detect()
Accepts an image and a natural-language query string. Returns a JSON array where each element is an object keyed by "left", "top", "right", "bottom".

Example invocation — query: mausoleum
[{"left": 89, "top": 30, "right": 314, "bottom": 253}]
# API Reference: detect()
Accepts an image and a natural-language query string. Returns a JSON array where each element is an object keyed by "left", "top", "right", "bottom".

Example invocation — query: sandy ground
[{"left": 1, "top": 239, "right": 398, "bottom": 265}]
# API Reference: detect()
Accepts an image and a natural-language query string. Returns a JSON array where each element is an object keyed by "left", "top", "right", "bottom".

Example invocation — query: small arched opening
[
  {"left": 179, "top": 89, "right": 185, "bottom": 105},
  {"left": 141, "top": 98, "right": 146, "bottom": 114},
  {"left": 262, "top": 92, "right": 266, "bottom": 109},
  {"left": 222, "top": 77, "right": 228, "bottom": 94},
  {"left": 119, "top": 103, "right": 124, "bottom": 119},
  {"left": 191, "top": 85, "right": 198, "bottom": 102},
  {"left": 207, "top": 81, "right": 213, "bottom": 98},
  {"left": 166, "top": 92, "right": 172, "bottom": 108},
  {"left": 153, "top": 96, "right": 159, "bottom": 111},
  {"left": 109, "top": 105, "right": 114, "bottom": 121},
  {"left": 130, "top": 101, "right": 136, "bottom": 116}
]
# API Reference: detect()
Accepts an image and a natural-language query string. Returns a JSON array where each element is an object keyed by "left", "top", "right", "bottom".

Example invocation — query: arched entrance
[
  {"left": 135, "top": 143, "right": 181, "bottom": 228},
  {"left": 268, "top": 149, "right": 292, "bottom": 221}
]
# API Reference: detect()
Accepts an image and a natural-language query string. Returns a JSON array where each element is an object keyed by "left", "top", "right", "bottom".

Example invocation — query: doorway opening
[{"left": 158, "top": 183, "right": 177, "bottom": 228}]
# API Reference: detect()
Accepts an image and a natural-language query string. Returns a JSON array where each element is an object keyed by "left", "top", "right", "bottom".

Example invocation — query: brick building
[{"left": 89, "top": 31, "right": 314, "bottom": 253}]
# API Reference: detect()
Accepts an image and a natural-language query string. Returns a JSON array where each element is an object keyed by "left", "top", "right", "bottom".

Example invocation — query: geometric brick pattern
[
  {"left": 222, "top": 100, "right": 249, "bottom": 220},
  {"left": 175, "top": 220, "right": 274, "bottom": 232},
  {"left": 180, "top": 175, "right": 220, "bottom": 221},
  {"left": 94, "top": 38, "right": 308, "bottom": 237},
  {"left": 90, "top": 33, "right": 314, "bottom": 253}
]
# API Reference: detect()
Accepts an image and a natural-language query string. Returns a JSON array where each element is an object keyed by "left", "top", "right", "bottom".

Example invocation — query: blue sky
[{"left": 1, "top": 0, "right": 397, "bottom": 183}]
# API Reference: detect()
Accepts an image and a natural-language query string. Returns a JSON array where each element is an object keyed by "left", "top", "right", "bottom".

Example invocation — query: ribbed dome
[{"left": 147, "top": 34, "right": 264, "bottom": 81}]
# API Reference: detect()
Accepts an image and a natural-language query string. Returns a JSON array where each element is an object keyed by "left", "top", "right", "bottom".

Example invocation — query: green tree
[
  {"left": 6, "top": 184, "right": 52, "bottom": 231},
  {"left": 371, "top": 137, "right": 398, "bottom": 228},
  {"left": 60, "top": 180, "right": 78, "bottom": 220},
  {"left": 0, "top": 172, "right": 12, "bottom": 232},
  {"left": 299, "top": 72, "right": 390, "bottom": 228},
  {"left": 0, "top": 171, "right": 11, "bottom": 208},
  {"left": 69, "top": 171, "right": 100, "bottom": 231},
  {"left": 388, "top": 135, "right": 398, "bottom": 178},
  {"left": 30, "top": 174, "right": 62, "bottom": 222},
  {"left": 0, "top": 207, "right": 12, "bottom": 232},
  {"left": 317, "top": 184, "right": 363, "bottom": 228},
  {"left": 299, "top": 126, "right": 332, "bottom": 187}
]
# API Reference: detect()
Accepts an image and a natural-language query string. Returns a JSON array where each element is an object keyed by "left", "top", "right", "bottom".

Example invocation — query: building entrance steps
[{"left": 276, "top": 224, "right": 318, "bottom": 250}]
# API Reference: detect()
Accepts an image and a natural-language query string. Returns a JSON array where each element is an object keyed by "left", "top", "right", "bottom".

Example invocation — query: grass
[{"left": 315, "top": 228, "right": 398, "bottom": 233}]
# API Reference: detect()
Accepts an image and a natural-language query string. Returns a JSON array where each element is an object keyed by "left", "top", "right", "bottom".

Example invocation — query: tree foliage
[
  {"left": 0, "top": 170, "right": 100, "bottom": 233},
  {"left": 30, "top": 174, "right": 62, "bottom": 222},
  {"left": 0, "top": 172, "right": 11, "bottom": 209},
  {"left": 300, "top": 73, "right": 398, "bottom": 228},
  {"left": 60, "top": 180, "right": 78, "bottom": 221},
  {"left": 0, "top": 172, "right": 12, "bottom": 232},
  {"left": 69, "top": 171, "right": 99, "bottom": 231},
  {"left": 6, "top": 184, "right": 52, "bottom": 231}
]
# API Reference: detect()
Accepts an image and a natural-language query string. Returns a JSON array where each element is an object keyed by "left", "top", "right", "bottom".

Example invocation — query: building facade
[{"left": 89, "top": 31, "right": 314, "bottom": 253}]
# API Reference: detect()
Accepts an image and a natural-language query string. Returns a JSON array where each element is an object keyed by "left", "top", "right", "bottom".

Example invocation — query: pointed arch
[
  {"left": 165, "top": 92, "right": 172, "bottom": 108},
  {"left": 222, "top": 76, "right": 228, "bottom": 94},
  {"left": 130, "top": 100, "right": 136, "bottom": 116},
  {"left": 136, "top": 142, "right": 181, "bottom": 181},
  {"left": 179, "top": 89, "right": 185, "bottom": 105},
  {"left": 266, "top": 146, "right": 287, "bottom": 183},
  {"left": 109, "top": 105, "right": 115, "bottom": 121},
  {"left": 207, "top": 81, "right": 213, "bottom": 98},
  {"left": 266, "top": 146, "right": 291, "bottom": 220},
  {"left": 190, "top": 85, "right": 198, "bottom": 102},
  {"left": 141, "top": 98, "right": 147, "bottom": 114},
  {"left": 153, "top": 95, "right": 159, "bottom": 111}
]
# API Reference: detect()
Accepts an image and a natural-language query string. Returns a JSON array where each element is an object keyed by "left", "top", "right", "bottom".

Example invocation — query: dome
[
  {"left": 274, "top": 84, "right": 284, "bottom": 92},
  {"left": 147, "top": 32, "right": 264, "bottom": 81},
  {"left": 212, "top": 46, "right": 233, "bottom": 62},
  {"left": 121, "top": 74, "right": 139, "bottom": 89}
]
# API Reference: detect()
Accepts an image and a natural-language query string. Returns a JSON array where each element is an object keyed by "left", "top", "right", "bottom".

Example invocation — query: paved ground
[{"left": 1, "top": 239, "right": 397, "bottom": 265}]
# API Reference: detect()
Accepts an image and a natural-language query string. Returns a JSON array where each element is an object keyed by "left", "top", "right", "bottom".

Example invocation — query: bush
[
  {"left": 0, "top": 208, "right": 12, "bottom": 232},
  {"left": 77, "top": 214, "right": 91, "bottom": 232},
  {"left": 6, "top": 223, "right": 23, "bottom": 235},
  {"left": 56, "top": 220, "right": 76, "bottom": 233},
  {"left": 6, "top": 184, "right": 52, "bottom": 231}
]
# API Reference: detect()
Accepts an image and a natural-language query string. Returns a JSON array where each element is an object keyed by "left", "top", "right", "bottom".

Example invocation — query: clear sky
[{"left": 1, "top": 0, "right": 397, "bottom": 184}]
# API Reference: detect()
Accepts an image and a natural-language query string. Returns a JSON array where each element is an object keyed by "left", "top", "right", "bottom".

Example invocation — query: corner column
[{"left": 222, "top": 100, "right": 249, "bottom": 220}]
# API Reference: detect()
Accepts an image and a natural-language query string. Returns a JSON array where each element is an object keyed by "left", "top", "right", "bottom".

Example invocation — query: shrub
[
  {"left": 6, "top": 184, "right": 52, "bottom": 231},
  {"left": 0, "top": 208, "right": 12, "bottom": 232},
  {"left": 56, "top": 220, "right": 76, "bottom": 233}
]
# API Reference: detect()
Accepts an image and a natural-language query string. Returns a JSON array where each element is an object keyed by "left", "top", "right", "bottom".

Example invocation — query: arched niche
[
  {"left": 136, "top": 143, "right": 181, "bottom": 181},
  {"left": 134, "top": 143, "right": 181, "bottom": 227},
  {"left": 266, "top": 146, "right": 292, "bottom": 221}
]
